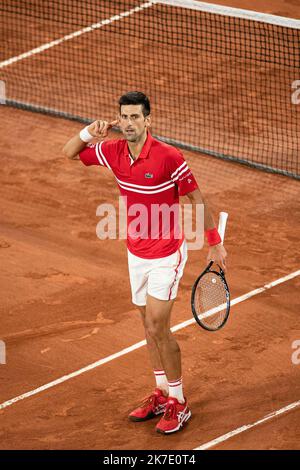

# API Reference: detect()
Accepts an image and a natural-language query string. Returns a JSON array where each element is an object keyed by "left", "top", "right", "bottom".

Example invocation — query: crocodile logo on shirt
[{"left": 145, "top": 173, "right": 154, "bottom": 178}]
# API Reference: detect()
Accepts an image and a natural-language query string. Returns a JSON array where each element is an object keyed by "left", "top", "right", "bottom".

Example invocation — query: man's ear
[{"left": 145, "top": 115, "right": 151, "bottom": 128}]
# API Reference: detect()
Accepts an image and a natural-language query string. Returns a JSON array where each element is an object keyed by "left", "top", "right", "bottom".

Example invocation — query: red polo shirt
[{"left": 79, "top": 133, "right": 199, "bottom": 258}]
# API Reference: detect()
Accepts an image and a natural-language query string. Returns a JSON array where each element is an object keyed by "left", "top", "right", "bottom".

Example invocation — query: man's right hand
[
  {"left": 88, "top": 120, "right": 119, "bottom": 140},
  {"left": 63, "top": 119, "right": 119, "bottom": 160}
]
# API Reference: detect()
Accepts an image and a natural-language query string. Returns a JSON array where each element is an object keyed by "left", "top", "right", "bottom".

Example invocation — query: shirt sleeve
[
  {"left": 167, "top": 149, "right": 199, "bottom": 196},
  {"left": 79, "top": 141, "right": 112, "bottom": 169}
]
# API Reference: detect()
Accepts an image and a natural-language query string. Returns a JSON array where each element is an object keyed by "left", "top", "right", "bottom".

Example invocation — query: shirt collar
[{"left": 123, "top": 132, "right": 154, "bottom": 159}]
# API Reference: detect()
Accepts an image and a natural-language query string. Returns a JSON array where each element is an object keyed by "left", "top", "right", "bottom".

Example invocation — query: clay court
[{"left": 0, "top": 0, "right": 299, "bottom": 450}]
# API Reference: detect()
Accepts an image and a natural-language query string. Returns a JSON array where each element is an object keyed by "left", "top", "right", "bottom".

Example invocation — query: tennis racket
[{"left": 191, "top": 212, "right": 230, "bottom": 331}]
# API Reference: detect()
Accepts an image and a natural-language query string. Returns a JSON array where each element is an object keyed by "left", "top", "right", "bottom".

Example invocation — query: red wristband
[{"left": 205, "top": 228, "right": 222, "bottom": 246}]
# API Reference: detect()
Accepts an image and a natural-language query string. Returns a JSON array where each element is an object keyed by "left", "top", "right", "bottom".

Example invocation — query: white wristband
[{"left": 79, "top": 125, "right": 94, "bottom": 143}]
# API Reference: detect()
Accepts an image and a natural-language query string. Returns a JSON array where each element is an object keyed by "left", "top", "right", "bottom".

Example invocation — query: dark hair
[{"left": 119, "top": 91, "right": 150, "bottom": 117}]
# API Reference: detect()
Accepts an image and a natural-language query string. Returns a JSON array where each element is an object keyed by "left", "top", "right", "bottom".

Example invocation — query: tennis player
[{"left": 63, "top": 91, "right": 227, "bottom": 434}]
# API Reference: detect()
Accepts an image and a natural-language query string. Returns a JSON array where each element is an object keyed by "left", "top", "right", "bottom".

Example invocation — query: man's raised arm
[{"left": 63, "top": 120, "right": 118, "bottom": 160}]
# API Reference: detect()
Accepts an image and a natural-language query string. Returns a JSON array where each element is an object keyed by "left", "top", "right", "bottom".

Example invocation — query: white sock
[
  {"left": 168, "top": 377, "right": 185, "bottom": 404},
  {"left": 154, "top": 370, "right": 168, "bottom": 395}
]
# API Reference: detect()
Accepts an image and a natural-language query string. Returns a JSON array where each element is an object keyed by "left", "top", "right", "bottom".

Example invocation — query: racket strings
[{"left": 194, "top": 272, "right": 228, "bottom": 329}]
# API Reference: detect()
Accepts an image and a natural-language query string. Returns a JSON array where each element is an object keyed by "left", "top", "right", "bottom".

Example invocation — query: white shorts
[{"left": 127, "top": 240, "right": 188, "bottom": 306}]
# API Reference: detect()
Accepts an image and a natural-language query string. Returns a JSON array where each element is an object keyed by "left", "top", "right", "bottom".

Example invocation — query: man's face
[{"left": 118, "top": 104, "right": 150, "bottom": 142}]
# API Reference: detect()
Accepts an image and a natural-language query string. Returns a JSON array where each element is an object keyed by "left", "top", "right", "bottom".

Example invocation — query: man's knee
[
  {"left": 145, "top": 318, "right": 170, "bottom": 343},
  {"left": 145, "top": 300, "right": 172, "bottom": 339}
]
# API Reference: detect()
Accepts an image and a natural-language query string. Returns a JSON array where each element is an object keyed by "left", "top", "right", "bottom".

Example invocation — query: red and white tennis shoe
[
  {"left": 128, "top": 388, "right": 168, "bottom": 422},
  {"left": 155, "top": 396, "right": 191, "bottom": 434}
]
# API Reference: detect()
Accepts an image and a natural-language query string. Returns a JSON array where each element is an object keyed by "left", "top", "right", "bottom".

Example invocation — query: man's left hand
[{"left": 207, "top": 244, "right": 227, "bottom": 273}]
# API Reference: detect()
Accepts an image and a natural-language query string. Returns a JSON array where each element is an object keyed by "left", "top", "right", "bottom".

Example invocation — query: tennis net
[{"left": 1, "top": 0, "right": 299, "bottom": 178}]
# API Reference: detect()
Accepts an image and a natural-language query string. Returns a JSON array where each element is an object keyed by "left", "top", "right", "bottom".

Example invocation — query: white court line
[
  {"left": 0, "top": 1, "right": 156, "bottom": 69},
  {"left": 0, "top": 269, "right": 299, "bottom": 412},
  {"left": 195, "top": 399, "right": 300, "bottom": 450}
]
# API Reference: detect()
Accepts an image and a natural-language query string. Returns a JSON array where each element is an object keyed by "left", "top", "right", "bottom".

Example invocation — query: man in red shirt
[{"left": 63, "top": 91, "right": 227, "bottom": 434}]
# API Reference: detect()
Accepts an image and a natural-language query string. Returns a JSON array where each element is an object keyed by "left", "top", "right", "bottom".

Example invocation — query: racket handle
[{"left": 218, "top": 212, "right": 228, "bottom": 244}]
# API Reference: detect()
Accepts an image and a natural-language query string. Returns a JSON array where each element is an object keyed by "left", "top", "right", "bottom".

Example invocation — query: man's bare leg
[
  {"left": 130, "top": 297, "right": 189, "bottom": 428},
  {"left": 144, "top": 295, "right": 181, "bottom": 382},
  {"left": 136, "top": 305, "right": 165, "bottom": 373}
]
